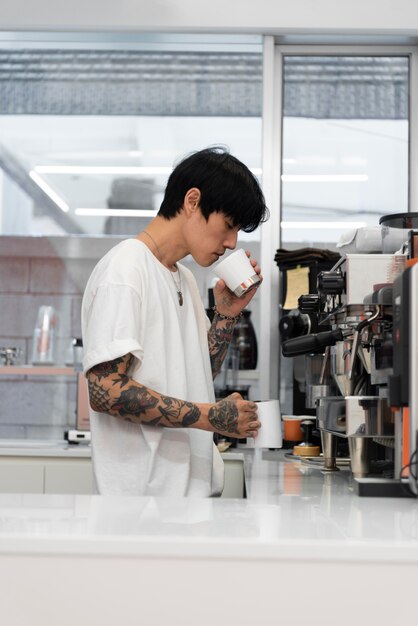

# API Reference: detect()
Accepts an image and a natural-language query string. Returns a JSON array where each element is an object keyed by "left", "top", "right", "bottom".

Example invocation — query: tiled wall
[
  {"left": 0, "top": 235, "right": 262, "bottom": 440},
  {"left": 0, "top": 235, "right": 121, "bottom": 440}
]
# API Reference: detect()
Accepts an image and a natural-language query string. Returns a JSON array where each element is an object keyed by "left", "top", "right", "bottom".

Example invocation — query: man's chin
[{"left": 193, "top": 254, "right": 217, "bottom": 267}]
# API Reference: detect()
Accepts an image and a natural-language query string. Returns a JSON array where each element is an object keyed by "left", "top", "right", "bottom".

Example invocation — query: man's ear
[{"left": 184, "top": 188, "right": 201, "bottom": 214}]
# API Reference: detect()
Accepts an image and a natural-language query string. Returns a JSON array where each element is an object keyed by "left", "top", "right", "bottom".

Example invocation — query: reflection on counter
[{"left": 1, "top": 449, "right": 418, "bottom": 551}]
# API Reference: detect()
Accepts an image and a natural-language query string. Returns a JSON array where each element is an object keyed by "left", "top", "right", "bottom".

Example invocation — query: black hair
[{"left": 158, "top": 146, "right": 269, "bottom": 232}]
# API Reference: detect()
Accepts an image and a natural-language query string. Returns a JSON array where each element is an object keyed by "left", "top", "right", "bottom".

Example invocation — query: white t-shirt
[{"left": 81, "top": 239, "right": 224, "bottom": 497}]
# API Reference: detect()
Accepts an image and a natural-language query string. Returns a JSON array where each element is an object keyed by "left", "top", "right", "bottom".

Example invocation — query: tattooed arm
[
  {"left": 208, "top": 252, "right": 262, "bottom": 378},
  {"left": 207, "top": 312, "right": 237, "bottom": 379},
  {"left": 86, "top": 353, "right": 260, "bottom": 438}
]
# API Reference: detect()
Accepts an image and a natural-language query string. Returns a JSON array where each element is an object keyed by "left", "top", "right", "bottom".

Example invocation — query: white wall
[{"left": 0, "top": 0, "right": 418, "bottom": 36}]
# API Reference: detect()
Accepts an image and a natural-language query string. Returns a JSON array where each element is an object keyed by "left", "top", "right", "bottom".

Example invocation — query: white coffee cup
[
  {"left": 249, "top": 400, "right": 282, "bottom": 449},
  {"left": 213, "top": 248, "right": 261, "bottom": 297}
]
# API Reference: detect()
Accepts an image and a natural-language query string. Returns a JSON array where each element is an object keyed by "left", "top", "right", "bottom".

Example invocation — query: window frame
[{"left": 259, "top": 40, "right": 418, "bottom": 399}]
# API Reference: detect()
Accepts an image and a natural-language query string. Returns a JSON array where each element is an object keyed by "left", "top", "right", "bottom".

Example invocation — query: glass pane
[
  {"left": 0, "top": 41, "right": 262, "bottom": 238},
  {"left": 281, "top": 55, "right": 409, "bottom": 246}
]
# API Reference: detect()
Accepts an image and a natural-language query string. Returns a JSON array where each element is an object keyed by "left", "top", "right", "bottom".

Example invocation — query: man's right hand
[{"left": 207, "top": 392, "right": 261, "bottom": 439}]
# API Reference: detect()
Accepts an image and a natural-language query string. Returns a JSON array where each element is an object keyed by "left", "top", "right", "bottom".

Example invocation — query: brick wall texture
[{"left": 0, "top": 239, "right": 98, "bottom": 439}]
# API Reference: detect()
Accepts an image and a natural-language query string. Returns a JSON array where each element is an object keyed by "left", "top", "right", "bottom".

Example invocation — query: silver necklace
[
  {"left": 142, "top": 230, "right": 183, "bottom": 306},
  {"left": 170, "top": 266, "right": 183, "bottom": 306}
]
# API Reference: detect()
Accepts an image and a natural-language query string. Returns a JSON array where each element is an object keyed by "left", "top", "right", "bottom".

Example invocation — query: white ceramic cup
[
  {"left": 249, "top": 400, "right": 282, "bottom": 449},
  {"left": 213, "top": 248, "right": 261, "bottom": 297}
]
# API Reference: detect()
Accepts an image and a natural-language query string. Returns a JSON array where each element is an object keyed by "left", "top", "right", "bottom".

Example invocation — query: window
[
  {"left": 0, "top": 35, "right": 263, "bottom": 238},
  {"left": 280, "top": 54, "right": 409, "bottom": 246}
]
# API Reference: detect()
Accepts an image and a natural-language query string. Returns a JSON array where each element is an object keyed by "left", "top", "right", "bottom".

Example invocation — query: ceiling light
[
  {"left": 281, "top": 221, "right": 368, "bottom": 229},
  {"left": 282, "top": 158, "right": 297, "bottom": 164},
  {"left": 341, "top": 156, "right": 368, "bottom": 167},
  {"left": 43, "top": 151, "right": 143, "bottom": 160},
  {"left": 33, "top": 165, "right": 263, "bottom": 176},
  {"left": 75, "top": 208, "right": 158, "bottom": 217},
  {"left": 284, "top": 157, "right": 337, "bottom": 166},
  {"left": 34, "top": 166, "right": 173, "bottom": 175},
  {"left": 281, "top": 174, "right": 368, "bottom": 182},
  {"left": 29, "top": 171, "right": 70, "bottom": 213}
]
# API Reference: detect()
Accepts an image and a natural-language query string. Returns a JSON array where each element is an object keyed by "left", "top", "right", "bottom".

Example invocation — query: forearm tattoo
[
  {"left": 208, "top": 399, "right": 239, "bottom": 435},
  {"left": 208, "top": 314, "right": 236, "bottom": 379},
  {"left": 88, "top": 380, "right": 112, "bottom": 413},
  {"left": 87, "top": 354, "right": 200, "bottom": 428}
]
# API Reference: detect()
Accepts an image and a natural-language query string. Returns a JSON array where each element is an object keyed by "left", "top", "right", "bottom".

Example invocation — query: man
[{"left": 82, "top": 147, "right": 269, "bottom": 496}]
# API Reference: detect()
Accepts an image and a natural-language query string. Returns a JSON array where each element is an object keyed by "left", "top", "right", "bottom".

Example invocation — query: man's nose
[{"left": 224, "top": 231, "right": 238, "bottom": 249}]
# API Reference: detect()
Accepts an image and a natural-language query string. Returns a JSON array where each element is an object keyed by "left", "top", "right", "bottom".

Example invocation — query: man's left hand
[{"left": 213, "top": 251, "right": 262, "bottom": 318}]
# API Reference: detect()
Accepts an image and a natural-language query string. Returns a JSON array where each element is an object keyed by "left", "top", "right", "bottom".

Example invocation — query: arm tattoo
[
  {"left": 158, "top": 397, "right": 200, "bottom": 427},
  {"left": 91, "top": 357, "right": 127, "bottom": 380},
  {"left": 208, "top": 400, "right": 239, "bottom": 435},
  {"left": 112, "top": 385, "right": 158, "bottom": 417},
  {"left": 87, "top": 354, "right": 201, "bottom": 428},
  {"left": 208, "top": 315, "right": 236, "bottom": 379},
  {"left": 87, "top": 379, "right": 112, "bottom": 413}
]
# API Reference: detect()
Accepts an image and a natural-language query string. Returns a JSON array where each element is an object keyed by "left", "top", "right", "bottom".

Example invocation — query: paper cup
[
  {"left": 249, "top": 400, "right": 282, "bottom": 449},
  {"left": 282, "top": 416, "right": 304, "bottom": 442},
  {"left": 213, "top": 248, "right": 261, "bottom": 297}
]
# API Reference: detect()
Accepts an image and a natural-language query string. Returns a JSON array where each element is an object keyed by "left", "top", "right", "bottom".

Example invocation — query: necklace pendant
[{"left": 178, "top": 291, "right": 183, "bottom": 306}]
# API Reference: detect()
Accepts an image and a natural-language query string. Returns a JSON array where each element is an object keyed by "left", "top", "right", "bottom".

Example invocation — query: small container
[
  {"left": 282, "top": 416, "right": 304, "bottom": 443},
  {"left": 65, "top": 338, "right": 84, "bottom": 369},
  {"left": 72, "top": 338, "right": 84, "bottom": 371},
  {"left": 0, "top": 347, "right": 23, "bottom": 366},
  {"left": 31, "top": 306, "right": 57, "bottom": 365}
]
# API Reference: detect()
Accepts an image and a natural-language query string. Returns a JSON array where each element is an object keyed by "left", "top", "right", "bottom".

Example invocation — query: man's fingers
[{"left": 226, "top": 392, "right": 243, "bottom": 401}]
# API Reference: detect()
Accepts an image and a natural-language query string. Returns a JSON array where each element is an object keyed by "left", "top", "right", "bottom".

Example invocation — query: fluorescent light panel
[
  {"left": 75, "top": 208, "right": 158, "bottom": 217},
  {"left": 282, "top": 221, "right": 368, "bottom": 229},
  {"left": 29, "top": 171, "right": 70, "bottom": 213},
  {"left": 33, "top": 165, "right": 263, "bottom": 176},
  {"left": 44, "top": 150, "right": 143, "bottom": 159},
  {"left": 29, "top": 167, "right": 367, "bottom": 225},
  {"left": 281, "top": 174, "right": 368, "bottom": 182},
  {"left": 34, "top": 165, "right": 173, "bottom": 175}
]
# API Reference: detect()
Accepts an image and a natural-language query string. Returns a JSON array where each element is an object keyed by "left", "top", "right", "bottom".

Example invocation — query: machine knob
[
  {"left": 298, "top": 294, "right": 321, "bottom": 313},
  {"left": 279, "top": 310, "right": 312, "bottom": 340},
  {"left": 317, "top": 271, "right": 345, "bottom": 295}
]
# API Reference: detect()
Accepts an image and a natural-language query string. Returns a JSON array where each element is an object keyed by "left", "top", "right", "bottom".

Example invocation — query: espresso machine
[{"left": 280, "top": 218, "right": 418, "bottom": 497}]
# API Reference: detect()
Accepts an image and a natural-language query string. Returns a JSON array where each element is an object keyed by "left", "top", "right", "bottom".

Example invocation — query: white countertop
[
  {"left": 2, "top": 448, "right": 418, "bottom": 626},
  {"left": 0, "top": 448, "right": 417, "bottom": 563},
  {"left": 0, "top": 439, "right": 91, "bottom": 457}
]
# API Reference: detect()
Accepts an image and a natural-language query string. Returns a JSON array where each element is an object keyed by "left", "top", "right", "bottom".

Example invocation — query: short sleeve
[{"left": 82, "top": 284, "right": 144, "bottom": 374}]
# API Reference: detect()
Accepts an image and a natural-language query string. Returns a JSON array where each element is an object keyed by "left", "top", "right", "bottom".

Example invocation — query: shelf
[
  {"left": 0, "top": 366, "right": 77, "bottom": 376},
  {"left": 0, "top": 234, "right": 125, "bottom": 259}
]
